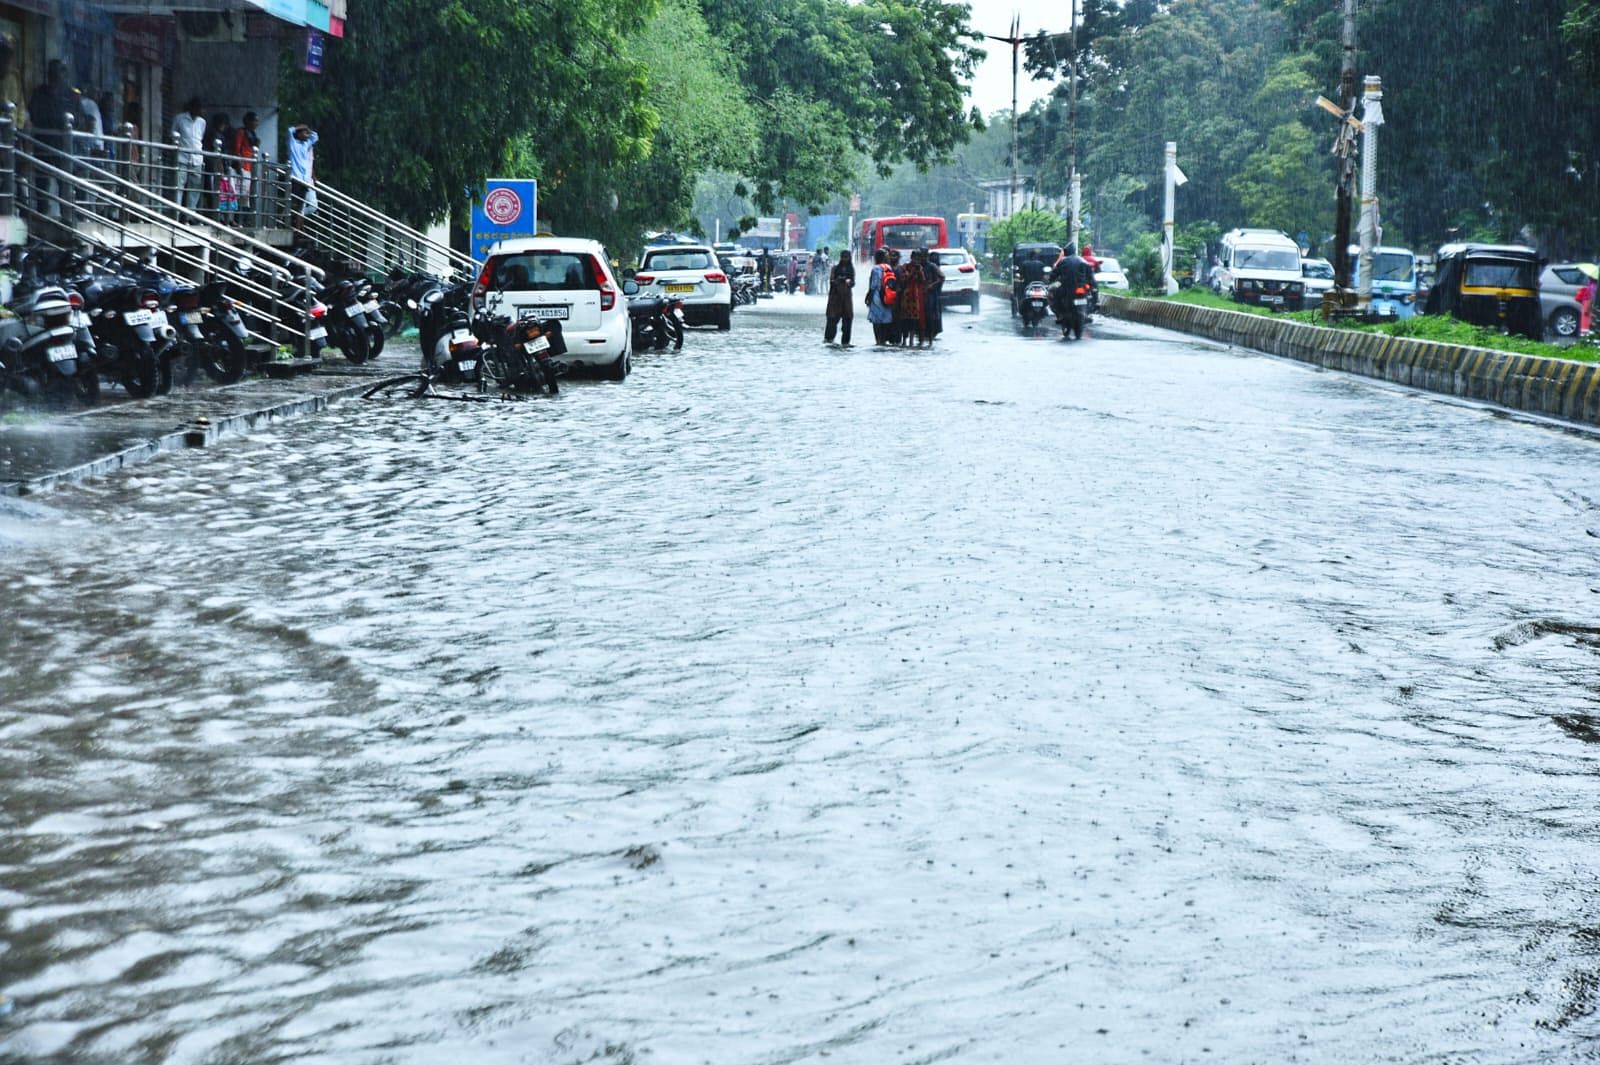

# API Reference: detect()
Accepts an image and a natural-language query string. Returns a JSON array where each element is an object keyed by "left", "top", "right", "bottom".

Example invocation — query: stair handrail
[
  {"left": 303, "top": 179, "right": 477, "bottom": 278},
  {"left": 12, "top": 150, "right": 311, "bottom": 347},
  {"left": 18, "top": 131, "right": 322, "bottom": 282}
]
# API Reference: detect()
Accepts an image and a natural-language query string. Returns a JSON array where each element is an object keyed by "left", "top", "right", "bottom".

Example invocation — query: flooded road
[{"left": 3, "top": 298, "right": 1600, "bottom": 1063}]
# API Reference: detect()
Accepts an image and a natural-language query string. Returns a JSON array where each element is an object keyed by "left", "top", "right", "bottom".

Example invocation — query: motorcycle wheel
[
  {"left": 367, "top": 325, "right": 386, "bottom": 359},
  {"left": 339, "top": 325, "right": 370, "bottom": 364},
  {"left": 540, "top": 361, "right": 559, "bottom": 395},
  {"left": 380, "top": 301, "right": 403, "bottom": 336},
  {"left": 72, "top": 369, "right": 100, "bottom": 406},
  {"left": 199, "top": 332, "right": 249, "bottom": 384},
  {"left": 119, "top": 343, "right": 161, "bottom": 398},
  {"left": 154, "top": 344, "right": 182, "bottom": 395}
]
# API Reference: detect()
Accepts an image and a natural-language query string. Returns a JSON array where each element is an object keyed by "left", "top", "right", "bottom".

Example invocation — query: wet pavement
[{"left": 2, "top": 296, "right": 1599, "bottom": 1063}]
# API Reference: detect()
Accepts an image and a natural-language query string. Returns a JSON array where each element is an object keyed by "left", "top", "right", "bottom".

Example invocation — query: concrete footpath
[{"left": 0, "top": 346, "right": 413, "bottom": 496}]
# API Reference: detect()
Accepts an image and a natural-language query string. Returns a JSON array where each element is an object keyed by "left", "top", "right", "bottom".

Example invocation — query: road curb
[
  {"left": 0, "top": 378, "right": 375, "bottom": 497},
  {"left": 1100, "top": 294, "right": 1600, "bottom": 429}
]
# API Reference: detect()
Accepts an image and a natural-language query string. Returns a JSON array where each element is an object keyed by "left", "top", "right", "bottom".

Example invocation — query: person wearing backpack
[{"left": 865, "top": 248, "right": 897, "bottom": 345}]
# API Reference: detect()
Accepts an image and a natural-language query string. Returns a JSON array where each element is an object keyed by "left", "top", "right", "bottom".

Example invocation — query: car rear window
[
  {"left": 1098, "top": 258, "right": 1123, "bottom": 272},
  {"left": 643, "top": 250, "right": 713, "bottom": 271},
  {"left": 932, "top": 251, "right": 969, "bottom": 266},
  {"left": 1554, "top": 267, "right": 1586, "bottom": 286},
  {"left": 486, "top": 253, "right": 597, "bottom": 291}
]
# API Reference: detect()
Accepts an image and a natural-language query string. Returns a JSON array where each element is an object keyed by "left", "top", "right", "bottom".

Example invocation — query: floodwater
[{"left": 3, "top": 298, "right": 1599, "bottom": 1064}]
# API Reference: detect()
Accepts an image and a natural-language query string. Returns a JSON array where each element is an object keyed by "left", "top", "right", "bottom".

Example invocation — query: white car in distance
[
  {"left": 930, "top": 247, "right": 981, "bottom": 313},
  {"left": 1093, "top": 257, "right": 1130, "bottom": 291},
  {"left": 634, "top": 244, "right": 733, "bottom": 330}
]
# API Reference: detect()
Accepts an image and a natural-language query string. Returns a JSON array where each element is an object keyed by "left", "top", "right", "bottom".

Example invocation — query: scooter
[{"left": 1018, "top": 281, "right": 1051, "bottom": 330}]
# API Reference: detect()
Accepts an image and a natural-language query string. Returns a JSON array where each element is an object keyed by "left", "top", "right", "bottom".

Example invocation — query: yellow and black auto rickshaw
[{"left": 1422, "top": 243, "right": 1543, "bottom": 340}]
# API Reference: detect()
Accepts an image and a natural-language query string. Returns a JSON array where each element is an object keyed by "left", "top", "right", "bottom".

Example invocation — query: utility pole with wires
[{"left": 985, "top": 15, "right": 1024, "bottom": 219}]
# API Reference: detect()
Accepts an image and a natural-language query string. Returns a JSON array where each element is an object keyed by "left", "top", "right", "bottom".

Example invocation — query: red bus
[{"left": 857, "top": 216, "right": 948, "bottom": 263}]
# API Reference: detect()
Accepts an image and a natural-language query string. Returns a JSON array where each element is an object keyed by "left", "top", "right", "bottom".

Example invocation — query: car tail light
[
  {"left": 634, "top": 274, "right": 655, "bottom": 285},
  {"left": 600, "top": 287, "right": 617, "bottom": 312},
  {"left": 141, "top": 292, "right": 160, "bottom": 310},
  {"left": 959, "top": 265, "right": 975, "bottom": 273},
  {"left": 473, "top": 263, "right": 492, "bottom": 306},
  {"left": 704, "top": 271, "right": 727, "bottom": 283}
]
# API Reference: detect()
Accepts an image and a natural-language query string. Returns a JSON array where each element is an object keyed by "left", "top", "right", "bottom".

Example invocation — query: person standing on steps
[
  {"left": 172, "top": 97, "right": 206, "bottom": 211},
  {"left": 288, "top": 122, "right": 319, "bottom": 233},
  {"left": 824, "top": 250, "right": 855, "bottom": 347}
]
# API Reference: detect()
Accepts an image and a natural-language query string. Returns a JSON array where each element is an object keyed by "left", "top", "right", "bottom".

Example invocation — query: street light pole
[{"left": 1067, "top": 0, "right": 1080, "bottom": 251}]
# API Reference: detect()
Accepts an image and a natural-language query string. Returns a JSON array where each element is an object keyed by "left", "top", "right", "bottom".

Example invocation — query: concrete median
[{"left": 1101, "top": 294, "right": 1600, "bottom": 429}]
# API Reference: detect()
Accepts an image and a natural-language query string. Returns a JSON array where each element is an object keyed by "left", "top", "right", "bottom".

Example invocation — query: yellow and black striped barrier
[{"left": 1100, "top": 295, "right": 1600, "bottom": 428}]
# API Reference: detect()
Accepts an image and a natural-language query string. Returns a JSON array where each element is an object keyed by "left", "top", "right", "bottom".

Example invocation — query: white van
[{"left": 1213, "top": 228, "right": 1306, "bottom": 311}]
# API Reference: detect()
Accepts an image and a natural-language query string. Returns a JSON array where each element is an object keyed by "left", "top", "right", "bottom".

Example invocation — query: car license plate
[
  {"left": 1263, "top": 295, "right": 1284, "bottom": 304},
  {"left": 457, "top": 360, "right": 477, "bottom": 372},
  {"left": 124, "top": 309, "right": 151, "bottom": 325},
  {"left": 47, "top": 343, "right": 75, "bottom": 363},
  {"left": 522, "top": 306, "right": 569, "bottom": 320},
  {"left": 524, "top": 336, "right": 551, "bottom": 354},
  {"left": 666, "top": 284, "right": 695, "bottom": 294},
  {"left": 179, "top": 311, "right": 202, "bottom": 325},
  {"left": 309, "top": 326, "right": 328, "bottom": 341},
  {"left": 345, "top": 303, "right": 363, "bottom": 317}
]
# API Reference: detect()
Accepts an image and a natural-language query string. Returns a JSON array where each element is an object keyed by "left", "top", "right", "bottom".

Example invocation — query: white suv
[
  {"left": 635, "top": 244, "right": 733, "bottom": 330},
  {"left": 930, "top": 247, "right": 980, "bottom": 313},
  {"left": 474, "top": 236, "right": 631, "bottom": 379}
]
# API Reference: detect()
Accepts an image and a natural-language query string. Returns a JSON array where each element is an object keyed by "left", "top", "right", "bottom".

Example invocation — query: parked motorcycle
[
  {"left": 472, "top": 313, "right": 563, "bottom": 396},
  {"left": 623, "top": 281, "right": 685, "bottom": 351},
  {"left": 412, "top": 278, "right": 481, "bottom": 383},
  {"left": 8, "top": 281, "right": 96, "bottom": 405}
]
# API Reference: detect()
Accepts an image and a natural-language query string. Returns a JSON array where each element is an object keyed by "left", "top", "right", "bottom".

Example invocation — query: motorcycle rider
[
  {"left": 1049, "top": 249, "right": 1096, "bottom": 340},
  {"left": 1014, "top": 249, "right": 1047, "bottom": 313}
]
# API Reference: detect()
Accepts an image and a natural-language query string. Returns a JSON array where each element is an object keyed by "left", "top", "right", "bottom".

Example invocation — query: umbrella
[{"left": 1575, "top": 262, "right": 1600, "bottom": 279}]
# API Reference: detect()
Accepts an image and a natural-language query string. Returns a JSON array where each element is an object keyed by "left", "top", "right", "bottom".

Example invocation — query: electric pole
[
  {"left": 1332, "top": 0, "right": 1358, "bottom": 299},
  {"left": 984, "top": 16, "right": 1025, "bottom": 219}
]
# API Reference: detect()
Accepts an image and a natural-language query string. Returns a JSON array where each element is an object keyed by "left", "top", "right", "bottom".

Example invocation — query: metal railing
[
  {"left": 19, "top": 103, "right": 471, "bottom": 284},
  {"left": 9, "top": 132, "right": 324, "bottom": 354},
  {"left": 297, "top": 179, "right": 477, "bottom": 282}
]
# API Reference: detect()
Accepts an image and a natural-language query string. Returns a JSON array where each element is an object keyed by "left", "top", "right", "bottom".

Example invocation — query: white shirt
[
  {"left": 173, "top": 112, "right": 205, "bottom": 168},
  {"left": 80, "top": 97, "right": 103, "bottom": 152}
]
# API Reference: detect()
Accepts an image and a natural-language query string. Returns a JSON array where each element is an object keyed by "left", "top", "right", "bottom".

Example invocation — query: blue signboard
[
  {"left": 470, "top": 179, "right": 538, "bottom": 263},
  {"left": 304, "top": 30, "right": 324, "bottom": 74}
]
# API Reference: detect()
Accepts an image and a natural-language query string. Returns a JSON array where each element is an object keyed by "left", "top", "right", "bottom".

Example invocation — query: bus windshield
[
  {"left": 881, "top": 223, "right": 942, "bottom": 249},
  {"left": 1372, "top": 252, "right": 1416, "bottom": 283}
]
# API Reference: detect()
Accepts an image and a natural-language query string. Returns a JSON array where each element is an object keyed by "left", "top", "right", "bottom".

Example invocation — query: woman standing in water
[
  {"left": 824, "top": 250, "right": 855, "bottom": 346},
  {"left": 895, "top": 250, "right": 927, "bottom": 347},
  {"left": 866, "top": 249, "right": 896, "bottom": 345}
]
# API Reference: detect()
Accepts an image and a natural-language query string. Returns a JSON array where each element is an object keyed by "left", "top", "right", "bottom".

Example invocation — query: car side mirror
[
  {"left": 623, "top": 267, "right": 636, "bottom": 279},
  {"left": 623, "top": 280, "right": 640, "bottom": 296}
]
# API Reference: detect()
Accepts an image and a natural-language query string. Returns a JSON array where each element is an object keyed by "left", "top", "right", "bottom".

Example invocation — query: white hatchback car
[
  {"left": 635, "top": 244, "right": 733, "bottom": 330},
  {"left": 1093, "top": 256, "right": 1130, "bottom": 291},
  {"left": 474, "top": 237, "right": 631, "bottom": 379},
  {"left": 930, "top": 247, "right": 981, "bottom": 313}
]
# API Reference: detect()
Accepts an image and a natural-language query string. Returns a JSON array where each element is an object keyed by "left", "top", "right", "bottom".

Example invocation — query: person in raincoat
[
  {"left": 866, "top": 248, "right": 896, "bottom": 345},
  {"left": 1577, "top": 269, "right": 1597, "bottom": 335},
  {"left": 824, "top": 250, "right": 855, "bottom": 346}
]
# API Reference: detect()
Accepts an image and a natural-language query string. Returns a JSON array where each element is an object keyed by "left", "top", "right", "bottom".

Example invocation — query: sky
[{"left": 960, "top": 0, "right": 1069, "bottom": 119}]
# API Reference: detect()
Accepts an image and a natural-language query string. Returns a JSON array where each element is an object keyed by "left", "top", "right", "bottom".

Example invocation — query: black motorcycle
[
  {"left": 196, "top": 278, "right": 252, "bottom": 383},
  {"left": 624, "top": 281, "right": 685, "bottom": 352},
  {"left": 473, "top": 313, "right": 563, "bottom": 396},
  {"left": 1018, "top": 281, "right": 1051, "bottom": 331},
  {"left": 322, "top": 275, "right": 373, "bottom": 363},
  {"left": 413, "top": 279, "right": 481, "bottom": 383},
  {"left": 7, "top": 281, "right": 96, "bottom": 405}
]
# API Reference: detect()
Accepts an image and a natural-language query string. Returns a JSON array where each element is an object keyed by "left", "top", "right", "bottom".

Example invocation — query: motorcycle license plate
[
  {"left": 666, "top": 284, "right": 695, "bottom": 294},
  {"left": 1074, "top": 299, "right": 1088, "bottom": 307},
  {"left": 524, "top": 336, "right": 551, "bottom": 354},
  {"left": 450, "top": 329, "right": 471, "bottom": 344},
  {"left": 457, "top": 360, "right": 477, "bottom": 372},
  {"left": 123, "top": 309, "right": 151, "bottom": 326},
  {"left": 47, "top": 343, "right": 76, "bottom": 363},
  {"left": 309, "top": 326, "right": 328, "bottom": 341},
  {"left": 179, "top": 311, "right": 203, "bottom": 324},
  {"left": 345, "top": 303, "right": 363, "bottom": 317}
]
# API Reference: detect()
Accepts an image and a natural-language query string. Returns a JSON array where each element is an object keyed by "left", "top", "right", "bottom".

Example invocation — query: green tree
[
  {"left": 699, "top": 0, "right": 984, "bottom": 211},
  {"left": 987, "top": 207, "right": 1068, "bottom": 261},
  {"left": 1227, "top": 122, "right": 1331, "bottom": 240},
  {"left": 282, "top": 0, "right": 658, "bottom": 229}
]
